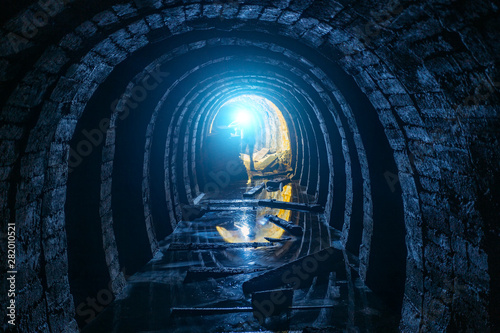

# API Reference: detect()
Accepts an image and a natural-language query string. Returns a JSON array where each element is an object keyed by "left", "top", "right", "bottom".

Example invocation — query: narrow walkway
[{"left": 83, "top": 178, "right": 399, "bottom": 332}]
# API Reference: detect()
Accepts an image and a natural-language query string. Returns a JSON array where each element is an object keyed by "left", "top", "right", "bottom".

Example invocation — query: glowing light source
[
  {"left": 240, "top": 225, "right": 250, "bottom": 237},
  {"left": 235, "top": 109, "right": 251, "bottom": 123}
]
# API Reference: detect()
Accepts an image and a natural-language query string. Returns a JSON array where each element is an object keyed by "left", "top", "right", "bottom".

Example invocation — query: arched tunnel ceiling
[{"left": 0, "top": 0, "right": 499, "bottom": 332}]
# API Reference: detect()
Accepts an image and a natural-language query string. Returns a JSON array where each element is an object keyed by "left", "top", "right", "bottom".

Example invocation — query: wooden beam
[
  {"left": 243, "top": 182, "right": 265, "bottom": 197},
  {"left": 185, "top": 267, "right": 269, "bottom": 282},
  {"left": 258, "top": 199, "right": 324, "bottom": 212},
  {"left": 242, "top": 247, "right": 343, "bottom": 294},
  {"left": 167, "top": 242, "right": 276, "bottom": 251},
  {"left": 264, "top": 214, "right": 303, "bottom": 236}
]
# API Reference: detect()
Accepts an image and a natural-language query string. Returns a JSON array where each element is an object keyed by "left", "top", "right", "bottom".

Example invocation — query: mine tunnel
[{"left": 0, "top": 1, "right": 499, "bottom": 332}]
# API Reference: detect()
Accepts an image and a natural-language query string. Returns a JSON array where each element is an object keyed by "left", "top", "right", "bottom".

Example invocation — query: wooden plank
[
  {"left": 243, "top": 182, "right": 265, "bottom": 197},
  {"left": 252, "top": 288, "right": 294, "bottom": 319},
  {"left": 258, "top": 199, "right": 324, "bottom": 212},
  {"left": 171, "top": 305, "right": 337, "bottom": 316},
  {"left": 264, "top": 237, "right": 291, "bottom": 243},
  {"left": 167, "top": 242, "right": 276, "bottom": 251},
  {"left": 202, "top": 199, "right": 258, "bottom": 205},
  {"left": 181, "top": 204, "right": 207, "bottom": 221},
  {"left": 266, "top": 177, "right": 290, "bottom": 188},
  {"left": 242, "top": 247, "right": 343, "bottom": 294},
  {"left": 264, "top": 214, "right": 303, "bottom": 236},
  {"left": 253, "top": 147, "right": 270, "bottom": 161},
  {"left": 258, "top": 153, "right": 279, "bottom": 171},
  {"left": 185, "top": 267, "right": 268, "bottom": 282},
  {"left": 252, "top": 170, "right": 293, "bottom": 179},
  {"left": 171, "top": 307, "right": 252, "bottom": 315}
]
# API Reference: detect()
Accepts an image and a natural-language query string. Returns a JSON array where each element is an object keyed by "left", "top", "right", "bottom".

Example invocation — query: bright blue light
[
  {"left": 235, "top": 109, "right": 251, "bottom": 123},
  {"left": 240, "top": 225, "right": 250, "bottom": 237}
]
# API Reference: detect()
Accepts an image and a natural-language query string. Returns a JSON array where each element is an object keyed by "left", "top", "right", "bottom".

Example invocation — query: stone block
[
  {"left": 377, "top": 109, "right": 399, "bottom": 129},
  {"left": 0, "top": 106, "right": 32, "bottom": 123},
  {"left": 0, "top": 123, "right": 24, "bottom": 140},
  {"left": 93, "top": 39, "right": 128, "bottom": 66},
  {"left": 41, "top": 187, "right": 66, "bottom": 216},
  {"left": 59, "top": 32, "right": 83, "bottom": 51},
  {"left": 101, "top": 161, "right": 113, "bottom": 180},
  {"left": 9, "top": 71, "right": 56, "bottom": 108},
  {"left": 112, "top": 3, "right": 138, "bottom": 19},
  {"left": 414, "top": 92, "right": 455, "bottom": 119},
  {"left": 145, "top": 13, "right": 165, "bottom": 29},
  {"left": 100, "top": 177, "right": 112, "bottom": 198},
  {"left": 102, "top": 144, "right": 115, "bottom": 162},
  {"left": 367, "top": 90, "right": 391, "bottom": 110},
  {"left": 44, "top": 254, "right": 68, "bottom": 288},
  {"left": 260, "top": 7, "right": 281, "bottom": 22},
  {"left": 50, "top": 77, "right": 79, "bottom": 103},
  {"left": 395, "top": 106, "right": 424, "bottom": 126},
  {"left": 110, "top": 28, "right": 149, "bottom": 53},
  {"left": 384, "top": 128, "right": 406, "bottom": 150},
  {"left": 184, "top": 4, "right": 201, "bottom": 21},
  {"left": 377, "top": 78, "right": 406, "bottom": 94},
  {"left": 222, "top": 3, "right": 240, "bottom": 19},
  {"left": 203, "top": 4, "right": 222, "bottom": 19},
  {"left": 277, "top": 10, "right": 301, "bottom": 25},
  {"left": 305, "top": 0, "right": 343, "bottom": 22},
  {"left": 75, "top": 20, "right": 98, "bottom": 39},
  {"left": 128, "top": 19, "right": 150, "bottom": 35},
  {"left": 92, "top": 10, "right": 119, "bottom": 28},
  {"left": 134, "top": 0, "right": 162, "bottom": 9},
  {"left": 54, "top": 117, "right": 77, "bottom": 143},
  {"left": 237, "top": 5, "right": 263, "bottom": 20},
  {"left": 35, "top": 46, "right": 68, "bottom": 74},
  {"left": 20, "top": 151, "right": 46, "bottom": 179}
]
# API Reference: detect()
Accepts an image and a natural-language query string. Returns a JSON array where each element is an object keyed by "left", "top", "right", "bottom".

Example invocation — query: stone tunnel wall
[{"left": 0, "top": 0, "right": 498, "bottom": 332}]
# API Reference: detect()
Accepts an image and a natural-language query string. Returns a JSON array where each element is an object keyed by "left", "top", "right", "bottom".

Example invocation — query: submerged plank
[
  {"left": 171, "top": 305, "right": 337, "bottom": 316},
  {"left": 167, "top": 242, "right": 276, "bottom": 251},
  {"left": 264, "top": 237, "right": 292, "bottom": 243},
  {"left": 252, "top": 288, "right": 294, "bottom": 319},
  {"left": 264, "top": 214, "right": 303, "bottom": 236},
  {"left": 242, "top": 247, "right": 343, "bottom": 294},
  {"left": 253, "top": 147, "right": 270, "bottom": 161},
  {"left": 185, "top": 267, "right": 268, "bottom": 282},
  {"left": 258, "top": 199, "right": 324, "bottom": 212},
  {"left": 265, "top": 177, "right": 290, "bottom": 190},
  {"left": 243, "top": 182, "right": 265, "bottom": 197},
  {"left": 171, "top": 307, "right": 252, "bottom": 315}
]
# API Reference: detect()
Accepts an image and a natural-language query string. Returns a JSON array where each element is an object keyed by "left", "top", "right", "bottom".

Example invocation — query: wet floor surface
[{"left": 83, "top": 178, "right": 400, "bottom": 333}]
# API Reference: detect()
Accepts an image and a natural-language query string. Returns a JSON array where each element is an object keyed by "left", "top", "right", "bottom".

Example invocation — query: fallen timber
[
  {"left": 258, "top": 199, "right": 324, "bottom": 212},
  {"left": 266, "top": 177, "right": 291, "bottom": 188},
  {"left": 264, "top": 215, "right": 303, "bottom": 236},
  {"left": 264, "top": 237, "right": 292, "bottom": 243},
  {"left": 170, "top": 305, "right": 336, "bottom": 316},
  {"left": 252, "top": 288, "right": 294, "bottom": 317},
  {"left": 167, "top": 242, "right": 276, "bottom": 251},
  {"left": 242, "top": 247, "right": 343, "bottom": 294},
  {"left": 185, "top": 267, "right": 269, "bottom": 282},
  {"left": 202, "top": 199, "right": 258, "bottom": 206},
  {"left": 201, "top": 199, "right": 258, "bottom": 212},
  {"left": 243, "top": 182, "right": 265, "bottom": 197},
  {"left": 252, "top": 170, "right": 293, "bottom": 179},
  {"left": 181, "top": 204, "right": 207, "bottom": 221}
]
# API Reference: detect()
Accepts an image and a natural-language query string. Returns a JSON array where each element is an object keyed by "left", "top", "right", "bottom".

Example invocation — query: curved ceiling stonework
[{"left": 0, "top": 0, "right": 498, "bottom": 332}]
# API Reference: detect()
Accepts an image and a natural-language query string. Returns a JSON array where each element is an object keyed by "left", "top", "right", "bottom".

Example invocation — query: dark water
[{"left": 82, "top": 180, "right": 399, "bottom": 333}]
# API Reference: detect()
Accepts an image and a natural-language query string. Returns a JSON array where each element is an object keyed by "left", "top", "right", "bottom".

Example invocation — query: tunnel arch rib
[{"left": 0, "top": 1, "right": 498, "bottom": 332}]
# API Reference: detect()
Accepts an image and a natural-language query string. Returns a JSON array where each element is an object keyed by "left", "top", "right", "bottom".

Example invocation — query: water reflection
[{"left": 216, "top": 184, "right": 293, "bottom": 243}]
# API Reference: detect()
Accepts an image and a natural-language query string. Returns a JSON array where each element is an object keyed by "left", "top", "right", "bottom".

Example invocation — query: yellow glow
[
  {"left": 209, "top": 95, "right": 292, "bottom": 172},
  {"left": 267, "top": 99, "right": 291, "bottom": 152},
  {"left": 216, "top": 184, "right": 293, "bottom": 243}
]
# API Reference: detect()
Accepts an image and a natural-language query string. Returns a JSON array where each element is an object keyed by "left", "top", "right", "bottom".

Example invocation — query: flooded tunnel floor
[{"left": 83, "top": 178, "right": 400, "bottom": 332}]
